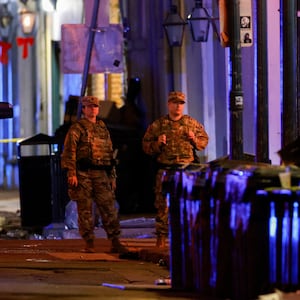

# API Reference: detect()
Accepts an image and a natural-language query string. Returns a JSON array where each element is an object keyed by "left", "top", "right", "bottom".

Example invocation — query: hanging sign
[
  {"left": 240, "top": 0, "right": 253, "bottom": 47},
  {"left": 61, "top": 24, "right": 124, "bottom": 74}
]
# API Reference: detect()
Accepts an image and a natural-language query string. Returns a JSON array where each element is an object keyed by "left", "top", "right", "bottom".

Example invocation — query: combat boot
[
  {"left": 156, "top": 235, "right": 166, "bottom": 248},
  {"left": 82, "top": 239, "right": 95, "bottom": 253},
  {"left": 110, "top": 237, "right": 129, "bottom": 254}
]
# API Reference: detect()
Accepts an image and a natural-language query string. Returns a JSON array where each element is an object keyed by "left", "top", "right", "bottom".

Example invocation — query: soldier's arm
[
  {"left": 61, "top": 125, "right": 80, "bottom": 177},
  {"left": 142, "top": 121, "right": 163, "bottom": 155},
  {"left": 190, "top": 119, "right": 209, "bottom": 151}
]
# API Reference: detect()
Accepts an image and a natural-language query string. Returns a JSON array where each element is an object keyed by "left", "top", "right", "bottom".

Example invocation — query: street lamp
[
  {"left": 0, "top": 3, "right": 13, "bottom": 40},
  {"left": 163, "top": 5, "right": 186, "bottom": 47},
  {"left": 19, "top": 9, "right": 36, "bottom": 35},
  {"left": 163, "top": 4, "right": 186, "bottom": 91},
  {"left": 19, "top": 0, "right": 36, "bottom": 35},
  {"left": 187, "top": 0, "right": 220, "bottom": 43},
  {"left": 187, "top": 0, "right": 210, "bottom": 42}
]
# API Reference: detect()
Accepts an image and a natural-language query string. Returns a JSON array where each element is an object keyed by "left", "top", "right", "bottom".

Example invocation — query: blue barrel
[{"left": 166, "top": 162, "right": 300, "bottom": 299}]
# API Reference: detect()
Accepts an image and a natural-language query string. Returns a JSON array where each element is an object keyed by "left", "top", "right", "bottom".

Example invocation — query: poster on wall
[
  {"left": 240, "top": 0, "right": 253, "bottom": 47},
  {"left": 61, "top": 24, "right": 124, "bottom": 74}
]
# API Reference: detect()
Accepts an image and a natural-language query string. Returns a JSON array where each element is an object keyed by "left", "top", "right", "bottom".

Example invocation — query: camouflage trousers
[
  {"left": 68, "top": 169, "right": 120, "bottom": 242},
  {"left": 154, "top": 169, "right": 169, "bottom": 237}
]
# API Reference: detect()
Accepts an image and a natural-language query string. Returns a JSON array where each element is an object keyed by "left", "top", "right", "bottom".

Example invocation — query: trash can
[
  {"left": 164, "top": 164, "right": 209, "bottom": 291},
  {"left": 167, "top": 161, "right": 300, "bottom": 300},
  {"left": 17, "top": 133, "right": 68, "bottom": 230}
]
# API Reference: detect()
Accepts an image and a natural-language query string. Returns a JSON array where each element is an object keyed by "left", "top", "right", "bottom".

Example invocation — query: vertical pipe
[
  {"left": 296, "top": 0, "right": 300, "bottom": 136},
  {"left": 169, "top": 46, "right": 175, "bottom": 91},
  {"left": 298, "top": 0, "right": 300, "bottom": 135},
  {"left": 2, "top": 63, "right": 8, "bottom": 188},
  {"left": 104, "top": 73, "right": 109, "bottom": 100},
  {"left": 256, "top": 0, "right": 270, "bottom": 163},
  {"left": 282, "top": 0, "right": 297, "bottom": 147},
  {"left": 229, "top": 0, "right": 244, "bottom": 160},
  {"left": 77, "top": 0, "right": 100, "bottom": 119}
]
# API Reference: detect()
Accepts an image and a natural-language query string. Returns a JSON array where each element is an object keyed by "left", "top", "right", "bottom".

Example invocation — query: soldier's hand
[
  {"left": 110, "top": 178, "right": 117, "bottom": 191},
  {"left": 158, "top": 134, "right": 167, "bottom": 145},
  {"left": 68, "top": 175, "right": 78, "bottom": 187},
  {"left": 187, "top": 130, "right": 195, "bottom": 141}
]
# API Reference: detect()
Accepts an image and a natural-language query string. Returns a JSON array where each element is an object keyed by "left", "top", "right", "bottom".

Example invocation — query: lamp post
[
  {"left": 163, "top": 4, "right": 186, "bottom": 91},
  {"left": 0, "top": 2, "right": 13, "bottom": 188},
  {"left": 256, "top": 0, "right": 269, "bottom": 163},
  {"left": 0, "top": 2, "right": 13, "bottom": 113},
  {"left": 229, "top": 0, "right": 244, "bottom": 160},
  {"left": 77, "top": 0, "right": 100, "bottom": 119}
]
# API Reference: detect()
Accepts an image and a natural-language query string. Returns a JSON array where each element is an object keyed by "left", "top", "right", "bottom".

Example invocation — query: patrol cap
[
  {"left": 81, "top": 96, "right": 100, "bottom": 107},
  {"left": 168, "top": 91, "right": 186, "bottom": 103}
]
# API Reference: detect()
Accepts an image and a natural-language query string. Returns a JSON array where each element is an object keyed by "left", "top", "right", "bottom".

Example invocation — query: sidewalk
[
  {"left": 0, "top": 188, "right": 170, "bottom": 267},
  {"left": 0, "top": 189, "right": 181, "bottom": 300},
  {"left": 0, "top": 237, "right": 201, "bottom": 300}
]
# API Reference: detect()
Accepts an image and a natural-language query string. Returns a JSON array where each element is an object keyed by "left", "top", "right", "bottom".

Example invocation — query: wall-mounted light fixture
[
  {"left": 187, "top": 0, "right": 219, "bottom": 43},
  {"left": 19, "top": 0, "right": 36, "bottom": 35},
  {"left": 19, "top": 9, "right": 36, "bottom": 35},
  {"left": 163, "top": 4, "right": 187, "bottom": 47},
  {"left": 0, "top": 3, "right": 13, "bottom": 40}
]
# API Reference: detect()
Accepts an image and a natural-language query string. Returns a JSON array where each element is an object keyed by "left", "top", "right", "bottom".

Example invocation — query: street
[{"left": 0, "top": 239, "right": 202, "bottom": 300}]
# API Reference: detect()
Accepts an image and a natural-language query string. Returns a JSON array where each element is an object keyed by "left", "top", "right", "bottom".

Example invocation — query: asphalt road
[{"left": 0, "top": 239, "right": 203, "bottom": 300}]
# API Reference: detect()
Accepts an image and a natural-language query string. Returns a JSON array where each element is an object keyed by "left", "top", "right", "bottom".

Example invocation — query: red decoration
[
  {"left": 16, "top": 37, "right": 34, "bottom": 59},
  {"left": 0, "top": 41, "right": 12, "bottom": 64}
]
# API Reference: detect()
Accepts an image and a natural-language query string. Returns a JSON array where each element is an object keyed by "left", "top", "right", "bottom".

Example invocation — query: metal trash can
[
  {"left": 17, "top": 133, "right": 68, "bottom": 230},
  {"left": 167, "top": 162, "right": 300, "bottom": 300},
  {"left": 254, "top": 188, "right": 300, "bottom": 293},
  {"left": 164, "top": 165, "right": 209, "bottom": 291}
]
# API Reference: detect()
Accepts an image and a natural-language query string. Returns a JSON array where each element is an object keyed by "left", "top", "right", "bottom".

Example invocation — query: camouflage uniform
[
  {"left": 61, "top": 118, "right": 120, "bottom": 243},
  {"left": 142, "top": 114, "right": 209, "bottom": 238}
]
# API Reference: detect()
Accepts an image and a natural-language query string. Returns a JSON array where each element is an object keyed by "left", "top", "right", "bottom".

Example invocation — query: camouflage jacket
[
  {"left": 142, "top": 115, "right": 209, "bottom": 165},
  {"left": 61, "top": 118, "right": 116, "bottom": 178}
]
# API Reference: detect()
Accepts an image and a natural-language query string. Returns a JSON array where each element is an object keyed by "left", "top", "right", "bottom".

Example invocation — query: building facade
[{"left": 0, "top": 0, "right": 297, "bottom": 189}]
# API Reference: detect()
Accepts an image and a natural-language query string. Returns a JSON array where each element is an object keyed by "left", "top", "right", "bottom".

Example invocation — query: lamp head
[
  {"left": 163, "top": 5, "right": 187, "bottom": 47},
  {"left": 0, "top": 3, "right": 13, "bottom": 40},
  {"left": 187, "top": 0, "right": 210, "bottom": 42},
  {"left": 20, "top": 8, "right": 36, "bottom": 35}
]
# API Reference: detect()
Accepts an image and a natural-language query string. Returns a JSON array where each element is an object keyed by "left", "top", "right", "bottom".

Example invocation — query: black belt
[
  {"left": 157, "top": 163, "right": 187, "bottom": 170},
  {"left": 77, "top": 164, "right": 112, "bottom": 172}
]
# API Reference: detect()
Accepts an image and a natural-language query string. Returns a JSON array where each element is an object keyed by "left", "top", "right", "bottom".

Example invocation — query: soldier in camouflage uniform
[
  {"left": 142, "top": 91, "right": 209, "bottom": 248},
  {"left": 61, "top": 96, "right": 128, "bottom": 254}
]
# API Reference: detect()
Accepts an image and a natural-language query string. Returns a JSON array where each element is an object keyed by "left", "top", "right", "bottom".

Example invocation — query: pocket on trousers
[{"left": 68, "top": 185, "right": 80, "bottom": 201}]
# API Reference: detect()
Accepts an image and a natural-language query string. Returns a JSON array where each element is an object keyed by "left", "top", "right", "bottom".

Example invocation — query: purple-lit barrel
[
  {"left": 166, "top": 161, "right": 300, "bottom": 299},
  {"left": 161, "top": 169, "right": 183, "bottom": 289},
  {"left": 164, "top": 165, "right": 210, "bottom": 291},
  {"left": 212, "top": 165, "right": 300, "bottom": 299},
  {"left": 256, "top": 188, "right": 300, "bottom": 292}
]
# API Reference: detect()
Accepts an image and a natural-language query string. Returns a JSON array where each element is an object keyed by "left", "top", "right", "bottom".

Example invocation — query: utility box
[{"left": 17, "top": 133, "right": 68, "bottom": 230}]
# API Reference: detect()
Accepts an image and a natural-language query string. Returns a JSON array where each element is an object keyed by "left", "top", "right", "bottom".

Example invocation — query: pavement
[
  {"left": 0, "top": 188, "right": 170, "bottom": 265},
  {"left": 0, "top": 188, "right": 200, "bottom": 300}
]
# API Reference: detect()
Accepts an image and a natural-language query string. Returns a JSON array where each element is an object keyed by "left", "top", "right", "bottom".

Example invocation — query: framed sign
[
  {"left": 240, "top": 0, "right": 253, "bottom": 47},
  {"left": 61, "top": 24, "right": 124, "bottom": 74}
]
